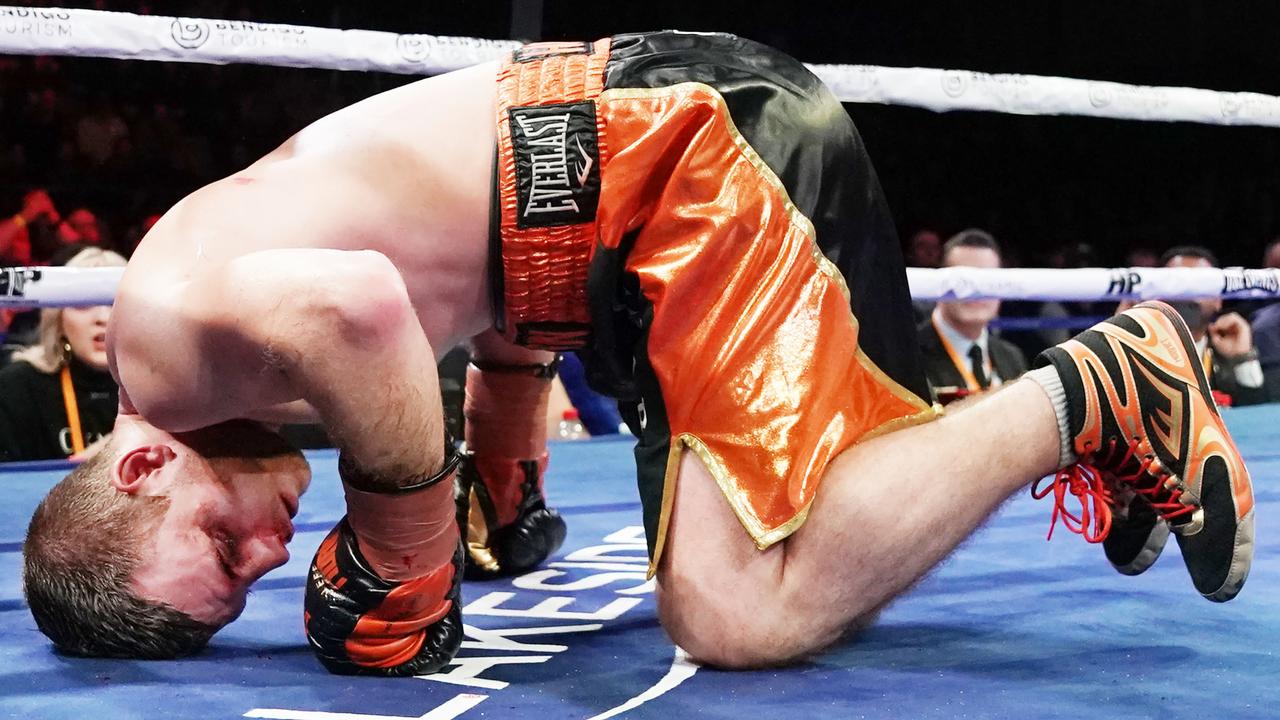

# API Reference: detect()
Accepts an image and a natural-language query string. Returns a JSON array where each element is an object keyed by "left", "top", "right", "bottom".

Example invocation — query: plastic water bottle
[{"left": 557, "top": 409, "right": 588, "bottom": 440}]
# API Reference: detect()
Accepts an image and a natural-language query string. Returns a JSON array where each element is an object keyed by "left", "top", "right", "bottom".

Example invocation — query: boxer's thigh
[{"left": 656, "top": 450, "right": 830, "bottom": 668}]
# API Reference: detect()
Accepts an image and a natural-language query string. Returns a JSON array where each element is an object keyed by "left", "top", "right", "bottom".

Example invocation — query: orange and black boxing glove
[
  {"left": 304, "top": 439, "right": 465, "bottom": 676},
  {"left": 462, "top": 359, "right": 567, "bottom": 579}
]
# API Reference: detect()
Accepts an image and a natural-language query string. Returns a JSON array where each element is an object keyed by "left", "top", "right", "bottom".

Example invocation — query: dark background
[{"left": 6, "top": 0, "right": 1280, "bottom": 266}]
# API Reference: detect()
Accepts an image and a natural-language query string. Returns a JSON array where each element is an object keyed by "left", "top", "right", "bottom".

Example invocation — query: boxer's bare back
[{"left": 109, "top": 62, "right": 500, "bottom": 430}]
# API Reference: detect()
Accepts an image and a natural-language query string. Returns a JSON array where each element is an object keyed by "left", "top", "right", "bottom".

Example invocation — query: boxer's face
[{"left": 119, "top": 421, "right": 312, "bottom": 626}]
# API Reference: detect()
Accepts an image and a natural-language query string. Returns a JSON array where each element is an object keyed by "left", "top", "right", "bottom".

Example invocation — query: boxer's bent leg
[{"left": 657, "top": 380, "right": 1060, "bottom": 669}]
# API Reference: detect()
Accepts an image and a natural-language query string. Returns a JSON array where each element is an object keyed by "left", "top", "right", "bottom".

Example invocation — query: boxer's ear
[{"left": 111, "top": 444, "right": 177, "bottom": 495}]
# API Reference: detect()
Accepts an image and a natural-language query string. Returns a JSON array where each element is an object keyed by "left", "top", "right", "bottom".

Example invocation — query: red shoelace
[
  {"left": 1033, "top": 438, "right": 1195, "bottom": 542},
  {"left": 1033, "top": 462, "right": 1113, "bottom": 542},
  {"left": 1107, "top": 440, "right": 1196, "bottom": 522}
]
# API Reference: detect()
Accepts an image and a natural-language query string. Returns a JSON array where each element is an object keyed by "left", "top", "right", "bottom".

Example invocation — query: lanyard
[
  {"left": 932, "top": 315, "right": 995, "bottom": 391},
  {"left": 59, "top": 364, "right": 86, "bottom": 456}
]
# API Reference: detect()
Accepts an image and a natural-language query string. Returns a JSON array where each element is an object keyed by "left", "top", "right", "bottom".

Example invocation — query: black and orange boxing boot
[
  {"left": 1031, "top": 301, "right": 1254, "bottom": 602},
  {"left": 1100, "top": 489, "right": 1170, "bottom": 576}
]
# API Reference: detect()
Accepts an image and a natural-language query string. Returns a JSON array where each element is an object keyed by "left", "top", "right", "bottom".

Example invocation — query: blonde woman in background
[{"left": 0, "top": 246, "right": 125, "bottom": 461}]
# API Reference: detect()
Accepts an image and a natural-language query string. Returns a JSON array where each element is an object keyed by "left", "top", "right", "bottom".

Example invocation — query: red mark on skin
[{"left": 230, "top": 176, "right": 256, "bottom": 185}]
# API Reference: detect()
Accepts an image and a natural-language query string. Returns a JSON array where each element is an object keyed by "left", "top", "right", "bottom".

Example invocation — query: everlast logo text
[{"left": 510, "top": 102, "right": 600, "bottom": 229}]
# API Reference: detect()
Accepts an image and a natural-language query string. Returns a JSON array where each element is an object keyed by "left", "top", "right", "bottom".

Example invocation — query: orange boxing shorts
[{"left": 491, "top": 31, "right": 940, "bottom": 574}]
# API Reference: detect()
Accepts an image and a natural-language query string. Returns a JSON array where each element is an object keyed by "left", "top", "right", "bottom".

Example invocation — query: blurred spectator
[
  {"left": 905, "top": 229, "right": 942, "bottom": 268},
  {"left": 0, "top": 247, "right": 125, "bottom": 461},
  {"left": 1263, "top": 237, "right": 1280, "bottom": 269},
  {"left": 57, "top": 207, "right": 104, "bottom": 247},
  {"left": 1161, "top": 246, "right": 1268, "bottom": 406},
  {"left": 1251, "top": 240, "right": 1280, "bottom": 401},
  {"left": 13, "top": 89, "right": 68, "bottom": 182},
  {"left": 918, "top": 229, "right": 1027, "bottom": 404},
  {"left": 0, "top": 188, "right": 60, "bottom": 265},
  {"left": 75, "top": 92, "right": 129, "bottom": 167},
  {"left": 1125, "top": 247, "right": 1160, "bottom": 267},
  {"left": 906, "top": 229, "right": 943, "bottom": 322}
]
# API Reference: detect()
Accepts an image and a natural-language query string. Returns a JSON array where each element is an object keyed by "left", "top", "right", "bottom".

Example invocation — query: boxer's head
[
  {"left": 23, "top": 417, "right": 310, "bottom": 658},
  {"left": 936, "top": 229, "right": 1003, "bottom": 339}
]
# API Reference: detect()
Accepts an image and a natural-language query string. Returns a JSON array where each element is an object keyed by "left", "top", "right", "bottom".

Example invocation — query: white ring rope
[
  {"left": 5, "top": 266, "right": 1279, "bottom": 309},
  {"left": 0, "top": 6, "right": 518, "bottom": 76},
  {"left": 1, "top": 266, "right": 123, "bottom": 308},
  {"left": 4, "top": 6, "right": 1280, "bottom": 127},
  {"left": 905, "top": 266, "right": 1280, "bottom": 302}
]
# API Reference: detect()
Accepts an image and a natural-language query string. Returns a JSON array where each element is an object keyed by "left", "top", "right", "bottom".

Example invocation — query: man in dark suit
[
  {"left": 1161, "top": 246, "right": 1268, "bottom": 406},
  {"left": 1252, "top": 237, "right": 1280, "bottom": 401},
  {"left": 918, "top": 229, "right": 1028, "bottom": 404}
]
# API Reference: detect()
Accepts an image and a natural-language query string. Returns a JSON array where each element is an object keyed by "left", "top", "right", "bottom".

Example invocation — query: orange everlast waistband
[{"left": 494, "top": 38, "right": 612, "bottom": 351}]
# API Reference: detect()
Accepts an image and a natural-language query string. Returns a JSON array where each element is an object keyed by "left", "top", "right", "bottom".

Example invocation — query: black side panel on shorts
[
  {"left": 602, "top": 31, "right": 930, "bottom": 402},
  {"left": 623, "top": 309, "right": 674, "bottom": 560}
]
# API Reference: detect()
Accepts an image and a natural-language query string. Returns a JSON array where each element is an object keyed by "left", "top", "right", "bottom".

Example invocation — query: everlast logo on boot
[{"left": 509, "top": 102, "right": 601, "bottom": 229}]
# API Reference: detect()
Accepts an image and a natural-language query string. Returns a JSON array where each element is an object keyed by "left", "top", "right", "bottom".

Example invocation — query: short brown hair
[
  {"left": 1159, "top": 244, "right": 1218, "bottom": 268},
  {"left": 23, "top": 442, "right": 219, "bottom": 658},
  {"left": 941, "top": 228, "right": 1001, "bottom": 265}
]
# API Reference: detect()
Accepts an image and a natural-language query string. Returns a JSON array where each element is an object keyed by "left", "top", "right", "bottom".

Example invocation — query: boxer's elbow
[{"left": 301, "top": 250, "right": 414, "bottom": 348}]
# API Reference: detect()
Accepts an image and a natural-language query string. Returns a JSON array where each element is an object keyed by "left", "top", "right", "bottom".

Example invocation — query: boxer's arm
[
  {"left": 285, "top": 254, "right": 445, "bottom": 484},
  {"left": 224, "top": 248, "right": 444, "bottom": 482},
  {"left": 460, "top": 330, "right": 567, "bottom": 578},
  {"left": 114, "top": 247, "right": 444, "bottom": 482},
  {"left": 468, "top": 329, "right": 556, "bottom": 454},
  {"left": 245, "top": 400, "right": 323, "bottom": 426}
]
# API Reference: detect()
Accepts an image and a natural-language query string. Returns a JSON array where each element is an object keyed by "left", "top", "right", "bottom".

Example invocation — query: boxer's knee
[{"left": 656, "top": 569, "right": 820, "bottom": 669}]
